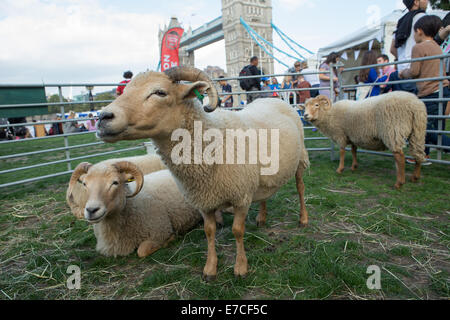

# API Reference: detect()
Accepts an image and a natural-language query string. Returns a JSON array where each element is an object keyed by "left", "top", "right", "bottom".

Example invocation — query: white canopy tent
[{"left": 317, "top": 9, "right": 448, "bottom": 85}]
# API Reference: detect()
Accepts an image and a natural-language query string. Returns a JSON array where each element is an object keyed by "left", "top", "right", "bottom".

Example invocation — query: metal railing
[
  {"left": 0, "top": 83, "right": 146, "bottom": 189},
  {"left": 0, "top": 53, "right": 449, "bottom": 189}
]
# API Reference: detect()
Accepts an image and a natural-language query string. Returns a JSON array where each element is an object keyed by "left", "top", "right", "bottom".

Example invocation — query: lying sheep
[
  {"left": 96, "top": 66, "right": 310, "bottom": 280},
  {"left": 303, "top": 92, "right": 427, "bottom": 189},
  {"left": 68, "top": 161, "right": 202, "bottom": 257},
  {"left": 67, "top": 154, "right": 166, "bottom": 219}
]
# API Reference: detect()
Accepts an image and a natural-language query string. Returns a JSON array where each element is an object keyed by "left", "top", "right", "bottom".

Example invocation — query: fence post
[
  {"left": 438, "top": 58, "right": 444, "bottom": 161},
  {"left": 58, "top": 86, "right": 71, "bottom": 171},
  {"left": 329, "top": 64, "right": 336, "bottom": 161}
]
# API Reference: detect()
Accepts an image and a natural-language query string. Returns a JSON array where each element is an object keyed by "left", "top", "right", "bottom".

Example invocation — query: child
[
  {"left": 296, "top": 76, "right": 311, "bottom": 104},
  {"left": 401, "top": 15, "right": 450, "bottom": 165},
  {"left": 261, "top": 77, "right": 272, "bottom": 98}
]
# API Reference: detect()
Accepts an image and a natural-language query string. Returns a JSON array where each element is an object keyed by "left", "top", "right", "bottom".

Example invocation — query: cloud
[
  {"left": 276, "top": 0, "right": 316, "bottom": 9},
  {"left": 0, "top": 0, "right": 166, "bottom": 88}
]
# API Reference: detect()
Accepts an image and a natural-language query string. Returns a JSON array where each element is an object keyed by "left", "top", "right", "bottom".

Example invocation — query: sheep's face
[
  {"left": 97, "top": 72, "right": 210, "bottom": 143},
  {"left": 79, "top": 168, "right": 129, "bottom": 223},
  {"left": 66, "top": 182, "right": 88, "bottom": 219},
  {"left": 303, "top": 95, "right": 332, "bottom": 122},
  {"left": 71, "top": 162, "right": 144, "bottom": 224}
]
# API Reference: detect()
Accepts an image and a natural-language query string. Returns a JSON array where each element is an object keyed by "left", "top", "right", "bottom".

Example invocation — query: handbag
[
  {"left": 356, "top": 83, "right": 371, "bottom": 100},
  {"left": 356, "top": 75, "right": 382, "bottom": 100}
]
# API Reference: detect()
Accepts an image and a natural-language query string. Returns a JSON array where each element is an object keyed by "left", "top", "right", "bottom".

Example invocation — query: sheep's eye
[
  {"left": 112, "top": 181, "right": 119, "bottom": 186},
  {"left": 149, "top": 90, "right": 167, "bottom": 99},
  {"left": 155, "top": 90, "right": 167, "bottom": 97}
]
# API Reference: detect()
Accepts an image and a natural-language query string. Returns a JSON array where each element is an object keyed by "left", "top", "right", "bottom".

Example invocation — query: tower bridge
[{"left": 159, "top": 0, "right": 275, "bottom": 77}]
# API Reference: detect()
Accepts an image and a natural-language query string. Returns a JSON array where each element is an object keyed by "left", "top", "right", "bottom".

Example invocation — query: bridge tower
[{"left": 222, "top": 0, "right": 274, "bottom": 77}]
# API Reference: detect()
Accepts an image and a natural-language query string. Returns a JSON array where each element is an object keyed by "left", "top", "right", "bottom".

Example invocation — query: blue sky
[{"left": 0, "top": 0, "right": 409, "bottom": 95}]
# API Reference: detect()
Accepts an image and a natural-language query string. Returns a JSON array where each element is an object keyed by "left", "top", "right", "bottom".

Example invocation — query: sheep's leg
[
  {"left": 137, "top": 235, "right": 176, "bottom": 258},
  {"left": 296, "top": 166, "right": 308, "bottom": 227},
  {"left": 393, "top": 151, "right": 406, "bottom": 189},
  {"left": 202, "top": 211, "right": 218, "bottom": 282},
  {"left": 137, "top": 240, "right": 161, "bottom": 258},
  {"left": 256, "top": 201, "right": 267, "bottom": 227},
  {"left": 233, "top": 206, "right": 249, "bottom": 278},
  {"left": 215, "top": 210, "right": 224, "bottom": 228},
  {"left": 336, "top": 148, "right": 346, "bottom": 174},
  {"left": 351, "top": 145, "right": 359, "bottom": 171},
  {"left": 412, "top": 161, "right": 421, "bottom": 183}
]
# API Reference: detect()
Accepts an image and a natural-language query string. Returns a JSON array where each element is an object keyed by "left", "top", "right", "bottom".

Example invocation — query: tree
[
  {"left": 47, "top": 94, "right": 68, "bottom": 114},
  {"left": 94, "top": 91, "right": 116, "bottom": 109},
  {"left": 429, "top": 0, "right": 450, "bottom": 10}
]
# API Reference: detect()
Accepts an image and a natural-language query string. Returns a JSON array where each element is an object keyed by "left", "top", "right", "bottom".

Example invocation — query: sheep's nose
[
  {"left": 86, "top": 207, "right": 100, "bottom": 216},
  {"left": 99, "top": 112, "right": 114, "bottom": 122}
]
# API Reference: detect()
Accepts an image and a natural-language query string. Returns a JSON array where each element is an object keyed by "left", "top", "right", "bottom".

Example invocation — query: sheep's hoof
[
  {"left": 202, "top": 274, "right": 217, "bottom": 283},
  {"left": 299, "top": 222, "right": 308, "bottom": 228},
  {"left": 394, "top": 183, "right": 404, "bottom": 190},
  {"left": 234, "top": 273, "right": 247, "bottom": 280},
  {"left": 336, "top": 168, "right": 345, "bottom": 174},
  {"left": 351, "top": 164, "right": 359, "bottom": 171},
  {"left": 411, "top": 176, "right": 420, "bottom": 183},
  {"left": 256, "top": 220, "right": 266, "bottom": 228}
]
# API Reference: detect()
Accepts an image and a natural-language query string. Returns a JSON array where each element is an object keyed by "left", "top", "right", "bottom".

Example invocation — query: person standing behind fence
[
  {"left": 434, "top": 13, "right": 450, "bottom": 121},
  {"left": 301, "top": 61, "right": 320, "bottom": 98},
  {"left": 401, "top": 15, "right": 450, "bottom": 164},
  {"left": 116, "top": 71, "right": 133, "bottom": 96},
  {"left": 281, "top": 75, "right": 294, "bottom": 104},
  {"left": 33, "top": 120, "right": 47, "bottom": 137},
  {"left": 269, "top": 77, "right": 281, "bottom": 98},
  {"left": 377, "top": 54, "right": 395, "bottom": 93},
  {"left": 86, "top": 113, "right": 97, "bottom": 131},
  {"left": 377, "top": 54, "right": 396, "bottom": 78},
  {"left": 390, "top": 0, "right": 428, "bottom": 94},
  {"left": 261, "top": 77, "right": 273, "bottom": 98},
  {"left": 218, "top": 76, "right": 234, "bottom": 108},
  {"left": 319, "top": 52, "right": 340, "bottom": 100},
  {"left": 288, "top": 61, "right": 303, "bottom": 87},
  {"left": 358, "top": 51, "right": 388, "bottom": 98},
  {"left": 296, "top": 76, "right": 312, "bottom": 105},
  {"left": 240, "top": 56, "right": 262, "bottom": 104},
  {"left": 63, "top": 111, "right": 82, "bottom": 134}
]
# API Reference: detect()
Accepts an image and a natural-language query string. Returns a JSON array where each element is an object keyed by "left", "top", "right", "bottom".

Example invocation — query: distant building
[{"left": 203, "top": 66, "right": 226, "bottom": 79}]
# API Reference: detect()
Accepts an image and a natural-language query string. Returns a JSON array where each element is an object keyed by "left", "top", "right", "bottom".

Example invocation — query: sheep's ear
[
  {"left": 179, "top": 81, "right": 210, "bottom": 100},
  {"left": 318, "top": 95, "right": 332, "bottom": 111},
  {"left": 298, "top": 104, "right": 305, "bottom": 111}
]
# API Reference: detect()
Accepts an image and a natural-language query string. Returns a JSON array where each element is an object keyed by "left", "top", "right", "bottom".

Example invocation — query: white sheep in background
[
  {"left": 66, "top": 154, "right": 166, "bottom": 219},
  {"left": 303, "top": 92, "right": 427, "bottom": 189},
  {"left": 95, "top": 66, "right": 310, "bottom": 280},
  {"left": 68, "top": 161, "right": 202, "bottom": 258}
]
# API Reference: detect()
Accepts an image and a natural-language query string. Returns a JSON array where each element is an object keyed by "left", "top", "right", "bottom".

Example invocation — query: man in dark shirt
[
  {"left": 246, "top": 56, "right": 263, "bottom": 104},
  {"left": 219, "top": 76, "right": 233, "bottom": 108}
]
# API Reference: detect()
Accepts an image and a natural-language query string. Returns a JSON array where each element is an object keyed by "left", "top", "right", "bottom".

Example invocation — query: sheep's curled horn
[
  {"left": 112, "top": 161, "right": 144, "bottom": 198},
  {"left": 70, "top": 162, "right": 93, "bottom": 185},
  {"left": 164, "top": 66, "right": 219, "bottom": 113}
]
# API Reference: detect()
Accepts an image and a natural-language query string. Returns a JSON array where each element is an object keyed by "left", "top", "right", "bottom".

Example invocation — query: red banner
[{"left": 160, "top": 27, "right": 184, "bottom": 72}]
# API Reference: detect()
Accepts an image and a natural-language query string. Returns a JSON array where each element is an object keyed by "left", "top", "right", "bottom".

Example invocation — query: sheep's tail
[
  {"left": 299, "top": 142, "right": 310, "bottom": 169},
  {"left": 408, "top": 102, "right": 427, "bottom": 163}
]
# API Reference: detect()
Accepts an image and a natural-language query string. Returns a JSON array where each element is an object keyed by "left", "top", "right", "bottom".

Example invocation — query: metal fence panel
[{"left": 0, "top": 53, "right": 449, "bottom": 189}]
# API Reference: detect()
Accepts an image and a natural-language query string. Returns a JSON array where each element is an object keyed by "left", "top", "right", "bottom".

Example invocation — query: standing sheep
[
  {"left": 303, "top": 92, "right": 427, "bottom": 189},
  {"left": 68, "top": 161, "right": 202, "bottom": 258},
  {"left": 95, "top": 66, "right": 310, "bottom": 280}
]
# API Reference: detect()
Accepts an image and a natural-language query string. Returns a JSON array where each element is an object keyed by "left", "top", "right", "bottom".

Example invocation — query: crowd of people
[
  {"left": 1, "top": 70, "right": 135, "bottom": 141},
  {"left": 218, "top": 0, "right": 448, "bottom": 165},
  {"left": 0, "top": 111, "right": 98, "bottom": 141}
]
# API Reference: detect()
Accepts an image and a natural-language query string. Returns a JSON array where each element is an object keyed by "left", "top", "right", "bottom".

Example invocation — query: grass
[{"left": 0, "top": 128, "right": 449, "bottom": 300}]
